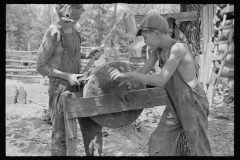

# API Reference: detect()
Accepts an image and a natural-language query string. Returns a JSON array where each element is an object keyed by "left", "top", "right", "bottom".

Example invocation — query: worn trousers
[{"left": 48, "top": 78, "right": 102, "bottom": 156}]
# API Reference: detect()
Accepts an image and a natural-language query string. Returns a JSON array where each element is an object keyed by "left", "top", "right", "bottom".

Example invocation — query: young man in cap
[
  {"left": 36, "top": 4, "right": 103, "bottom": 156},
  {"left": 109, "top": 14, "right": 212, "bottom": 156}
]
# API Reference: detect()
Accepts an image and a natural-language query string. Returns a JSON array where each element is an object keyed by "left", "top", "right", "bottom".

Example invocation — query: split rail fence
[{"left": 5, "top": 47, "right": 94, "bottom": 83}]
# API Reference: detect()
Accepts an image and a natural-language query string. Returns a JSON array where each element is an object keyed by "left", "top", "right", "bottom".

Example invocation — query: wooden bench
[{"left": 61, "top": 86, "right": 167, "bottom": 156}]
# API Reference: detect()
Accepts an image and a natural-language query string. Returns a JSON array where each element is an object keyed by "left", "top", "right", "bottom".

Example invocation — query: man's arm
[
  {"left": 110, "top": 43, "right": 186, "bottom": 87},
  {"left": 36, "top": 25, "right": 82, "bottom": 86},
  {"left": 134, "top": 48, "right": 158, "bottom": 74}
]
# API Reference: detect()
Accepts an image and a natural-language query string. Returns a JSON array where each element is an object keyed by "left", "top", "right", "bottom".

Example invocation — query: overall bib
[
  {"left": 149, "top": 41, "right": 212, "bottom": 156},
  {"left": 49, "top": 27, "right": 102, "bottom": 156}
]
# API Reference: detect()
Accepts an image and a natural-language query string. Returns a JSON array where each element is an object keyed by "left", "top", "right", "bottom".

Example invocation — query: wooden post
[{"left": 61, "top": 91, "right": 78, "bottom": 156}]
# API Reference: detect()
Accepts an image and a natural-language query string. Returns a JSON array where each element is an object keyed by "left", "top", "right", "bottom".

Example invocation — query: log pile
[{"left": 207, "top": 4, "right": 234, "bottom": 106}]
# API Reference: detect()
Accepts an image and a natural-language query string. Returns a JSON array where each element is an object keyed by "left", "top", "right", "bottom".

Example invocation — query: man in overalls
[
  {"left": 109, "top": 14, "right": 212, "bottom": 156},
  {"left": 36, "top": 4, "right": 103, "bottom": 156}
]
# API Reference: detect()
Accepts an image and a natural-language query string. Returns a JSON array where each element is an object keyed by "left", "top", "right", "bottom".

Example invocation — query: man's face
[
  {"left": 141, "top": 29, "right": 161, "bottom": 51},
  {"left": 57, "top": 4, "right": 84, "bottom": 24}
]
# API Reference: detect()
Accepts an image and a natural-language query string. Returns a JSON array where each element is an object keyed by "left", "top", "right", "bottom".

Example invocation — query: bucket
[{"left": 122, "top": 14, "right": 137, "bottom": 34}]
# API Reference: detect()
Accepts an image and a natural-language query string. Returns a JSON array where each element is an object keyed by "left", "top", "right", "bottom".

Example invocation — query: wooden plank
[
  {"left": 219, "top": 24, "right": 233, "bottom": 30},
  {"left": 6, "top": 50, "right": 38, "bottom": 53},
  {"left": 6, "top": 55, "right": 37, "bottom": 59},
  {"left": 6, "top": 59, "right": 37, "bottom": 63},
  {"left": 162, "top": 11, "right": 198, "bottom": 22},
  {"left": 62, "top": 92, "right": 77, "bottom": 156},
  {"left": 210, "top": 29, "right": 234, "bottom": 106},
  {"left": 6, "top": 68, "right": 38, "bottom": 72},
  {"left": 65, "top": 87, "right": 167, "bottom": 119},
  {"left": 220, "top": 5, "right": 234, "bottom": 15},
  {"left": 201, "top": 4, "right": 214, "bottom": 92},
  {"left": 214, "top": 40, "right": 228, "bottom": 45},
  {"left": 211, "top": 55, "right": 223, "bottom": 61},
  {"left": 6, "top": 74, "right": 42, "bottom": 78},
  {"left": 225, "top": 53, "right": 234, "bottom": 63},
  {"left": 6, "top": 65, "right": 36, "bottom": 69},
  {"left": 135, "top": 11, "right": 198, "bottom": 24}
]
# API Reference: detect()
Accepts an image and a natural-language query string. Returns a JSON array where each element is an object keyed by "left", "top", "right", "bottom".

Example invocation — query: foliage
[{"left": 6, "top": 4, "right": 180, "bottom": 52}]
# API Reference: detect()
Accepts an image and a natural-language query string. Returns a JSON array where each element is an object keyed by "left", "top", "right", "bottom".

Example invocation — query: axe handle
[
  {"left": 82, "top": 56, "right": 95, "bottom": 73},
  {"left": 81, "top": 13, "right": 125, "bottom": 74}
]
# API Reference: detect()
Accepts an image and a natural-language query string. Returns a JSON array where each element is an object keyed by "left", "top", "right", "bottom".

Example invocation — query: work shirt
[{"left": 36, "top": 22, "right": 82, "bottom": 79}]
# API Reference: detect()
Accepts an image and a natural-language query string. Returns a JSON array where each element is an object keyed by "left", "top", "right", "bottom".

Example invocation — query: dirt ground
[{"left": 5, "top": 79, "right": 234, "bottom": 156}]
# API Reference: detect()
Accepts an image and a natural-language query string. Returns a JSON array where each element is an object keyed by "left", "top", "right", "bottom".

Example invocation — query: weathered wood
[
  {"left": 219, "top": 28, "right": 232, "bottom": 41},
  {"left": 62, "top": 92, "right": 77, "bottom": 156},
  {"left": 219, "top": 24, "right": 233, "bottom": 30},
  {"left": 213, "top": 14, "right": 221, "bottom": 25},
  {"left": 218, "top": 43, "right": 228, "bottom": 53},
  {"left": 217, "top": 40, "right": 234, "bottom": 54},
  {"left": 211, "top": 55, "right": 223, "bottom": 61},
  {"left": 218, "top": 4, "right": 227, "bottom": 8},
  {"left": 17, "top": 86, "right": 27, "bottom": 104},
  {"left": 200, "top": 4, "right": 214, "bottom": 92},
  {"left": 210, "top": 29, "right": 234, "bottom": 106},
  {"left": 135, "top": 11, "right": 198, "bottom": 24},
  {"left": 6, "top": 68, "right": 38, "bottom": 73},
  {"left": 6, "top": 65, "right": 36, "bottom": 69},
  {"left": 214, "top": 5, "right": 221, "bottom": 15},
  {"left": 6, "top": 74, "right": 42, "bottom": 78},
  {"left": 220, "top": 5, "right": 234, "bottom": 15},
  {"left": 214, "top": 40, "right": 228, "bottom": 45},
  {"left": 65, "top": 87, "right": 167, "bottom": 119},
  {"left": 161, "top": 11, "right": 198, "bottom": 22},
  {"left": 223, "top": 19, "right": 233, "bottom": 25},
  {"left": 6, "top": 59, "right": 37, "bottom": 64},
  {"left": 6, "top": 50, "right": 38, "bottom": 53},
  {"left": 229, "top": 40, "right": 234, "bottom": 53},
  {"left": 213, "top": 24, "right": 233, "bottom": 36},
  {"left": 6, "top": 55, "right": 37, "bottom": 59},
  {"left": 221, "top": 62, "right": 234, "bottom": 77},
  {"left": 208, "top": 11, "right": 230, "bottom": 106},
  {"left": 225, "top": 53, "right": 234, "bottom": 63},
  {"left": 219, "top": 76, "right": 234, "bottom": 85}
]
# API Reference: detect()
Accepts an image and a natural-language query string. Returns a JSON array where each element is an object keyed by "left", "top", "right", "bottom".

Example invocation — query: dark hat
[
  {"left": 55, "top": 4, "right": 85, "bottom": 23},
  {"left": 136, "top": 14, "right": 170, "bottom": 37}
]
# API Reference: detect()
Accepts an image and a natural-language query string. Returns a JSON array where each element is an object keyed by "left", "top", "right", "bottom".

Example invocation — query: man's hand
[
  {"left": 108, "top": 68, "right": 131, "bottom": 81},
  {"left": 66, "top": 73, "right": 84, "bottom": 86},
  {"left": 88, "top": 48, "right": 102, "bottom": 60}
]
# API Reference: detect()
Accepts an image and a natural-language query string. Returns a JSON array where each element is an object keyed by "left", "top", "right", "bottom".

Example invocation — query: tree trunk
[
  {"left": 176, "top": 4, "right": 206, "bottom": 155},
  {"left": 179, "top": 4, "right": 205, "bottom": 66}
]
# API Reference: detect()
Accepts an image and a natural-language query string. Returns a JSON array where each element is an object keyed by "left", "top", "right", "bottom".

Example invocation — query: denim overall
[
  {"left": 49, "top": 27, "right": 102, "bottom": 156},
  {"left": 148, "top": 41, "right": 212, "bottom": 156}
]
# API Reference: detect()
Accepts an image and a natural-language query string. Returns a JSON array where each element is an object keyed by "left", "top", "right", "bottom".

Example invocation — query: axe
[{"left": 78, "top": 13, "right": 137, "bottom": 83}]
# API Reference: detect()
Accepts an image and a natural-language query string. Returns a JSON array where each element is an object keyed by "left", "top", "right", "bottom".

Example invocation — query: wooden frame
[
  {"left": 61, "top": 86, "right": 167, "bottom": 156},
  {"left": 134, "top": 11, "right": 198, "bottom": 24}
]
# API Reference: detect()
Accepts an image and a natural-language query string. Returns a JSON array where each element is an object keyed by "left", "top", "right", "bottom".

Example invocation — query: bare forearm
[
  {"left": 127, "top": 72, "right": 165, "bottom": 87},
  {"left": 48, "top": 68, "right": 71, "bottom": 80}
]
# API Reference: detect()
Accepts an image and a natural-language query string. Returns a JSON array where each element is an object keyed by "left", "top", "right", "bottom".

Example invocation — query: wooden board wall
[{"left": 199, "top": 4, "right": 214, "bottom": 92}]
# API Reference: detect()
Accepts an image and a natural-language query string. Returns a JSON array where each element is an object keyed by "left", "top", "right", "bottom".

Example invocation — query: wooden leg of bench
[
  {"left": 65, "top": 117, "right": 77, "bottom": 156},
  {"left": 62, "top": 93, "right": 78, "bottom": 156}
]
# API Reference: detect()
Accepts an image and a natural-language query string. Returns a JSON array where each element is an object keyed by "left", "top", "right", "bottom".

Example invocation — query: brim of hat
[{"left": 135, "top": 28, "right": 143, "bottom": 37}]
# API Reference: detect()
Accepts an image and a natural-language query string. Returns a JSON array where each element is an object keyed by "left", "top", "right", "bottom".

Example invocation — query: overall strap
[
  {"left": 59, "top": 27, "right": 67, "bottom": 51},
  {"left": 73, "top": 27, "right": 82, "bottom": 74}
]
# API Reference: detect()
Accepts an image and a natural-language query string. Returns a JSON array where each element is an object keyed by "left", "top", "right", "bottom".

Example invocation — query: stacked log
[{"left": 209, "top": 4, "right": 234, "bottom": 105}]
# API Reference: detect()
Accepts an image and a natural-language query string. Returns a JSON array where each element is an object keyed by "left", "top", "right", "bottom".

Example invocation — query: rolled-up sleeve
[{"left": 36, "top": 26, "right": 58, "bottom": 77}]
